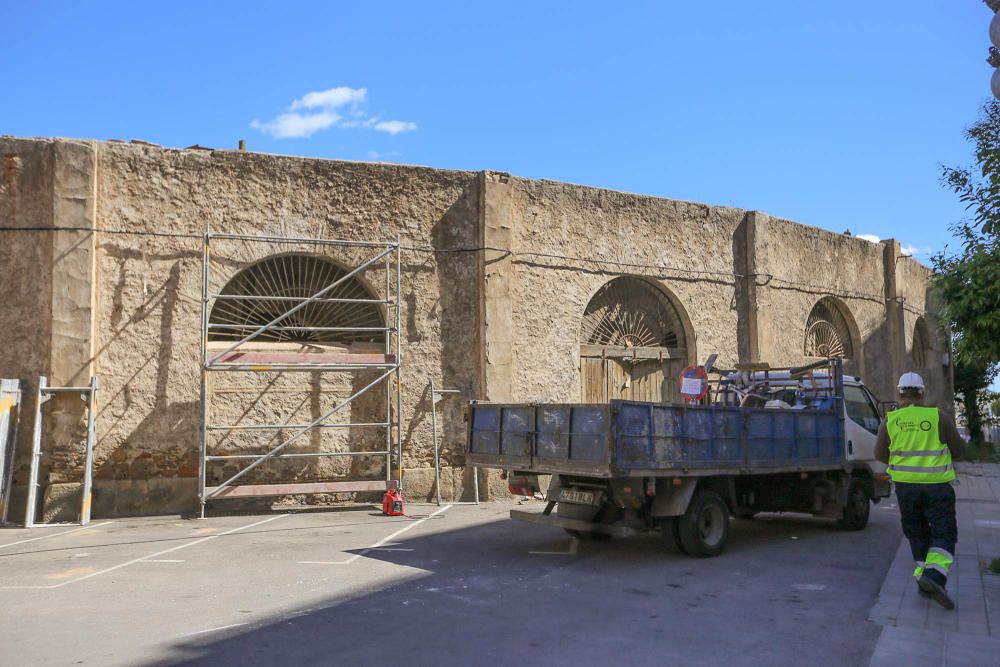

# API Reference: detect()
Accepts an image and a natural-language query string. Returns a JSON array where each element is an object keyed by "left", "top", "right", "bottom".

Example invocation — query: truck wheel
[
  {"left": 837, "top": 479, "right": 870, "bottom": 531},
  {"left": 661, "top": 516, "right": 688, "bottom": 554},
  {"left": 676, "top": 490, "right": 730, "bottom": 557}
]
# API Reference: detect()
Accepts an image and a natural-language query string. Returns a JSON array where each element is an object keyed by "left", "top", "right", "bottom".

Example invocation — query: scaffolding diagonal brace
[{"left": 205, "top": 368, "right": 395, "bottom": 499}]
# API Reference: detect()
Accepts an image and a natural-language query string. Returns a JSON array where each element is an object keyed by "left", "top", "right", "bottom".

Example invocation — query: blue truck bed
[{"left": 466, "top": 399, "right": 845, "bottom": 477}]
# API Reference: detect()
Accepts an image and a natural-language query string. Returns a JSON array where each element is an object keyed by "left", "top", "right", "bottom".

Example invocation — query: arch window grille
[
  {"left": 580, "top": 277, "right": 686, "bottom": 349},
  {"left": 209, "top": 254, "right": 384, "bottom": 344},
  {"left": 803, "top": 298, "right": 855, "bottom": 359}
]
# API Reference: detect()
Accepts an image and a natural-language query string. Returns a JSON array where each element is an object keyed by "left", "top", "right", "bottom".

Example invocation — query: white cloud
[
  {"left": 250, "top": 111, "right": 340, "bottom": 139},
  {"left": 374, "top": 120, "right": 418, "bottom": 135},
  {"left": 290, "top": 86, "right": 367, "bottom": 111},
  {"left": 854, "top": 233, "right": 931, "bottom": 256},
  {"left": 900, "top": 243, "right": 931, "bottom": 256},
  {"left": 251, "top": 86, "right": 417, "bottom": 140}
]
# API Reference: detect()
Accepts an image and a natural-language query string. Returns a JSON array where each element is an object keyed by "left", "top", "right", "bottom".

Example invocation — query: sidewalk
[{"left": 868, "top": 462, "right": 1000, "bottom": 666}]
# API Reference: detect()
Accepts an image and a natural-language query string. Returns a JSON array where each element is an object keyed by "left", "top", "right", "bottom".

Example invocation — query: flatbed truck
[{"left": 466, "top": 358, "right": 892, "bottom": 557}]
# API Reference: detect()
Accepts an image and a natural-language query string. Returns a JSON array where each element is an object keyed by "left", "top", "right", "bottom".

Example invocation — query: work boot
[
  {"left": 917, "top": 585, "right": 932, "bottom": 599},
  {"left": 918, "top": 574, "right": 954, "bottom": 610}
]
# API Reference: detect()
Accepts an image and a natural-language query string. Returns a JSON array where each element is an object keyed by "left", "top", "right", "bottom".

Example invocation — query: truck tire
[
  {"left": 661, "top": 516, "right": 688, "bottom": 554},
  {"left": 676, "top": 490, "right": 730, "bottom": 557},
  {"left": 837, "top": 478, "right": 870, "bottom": 531}
]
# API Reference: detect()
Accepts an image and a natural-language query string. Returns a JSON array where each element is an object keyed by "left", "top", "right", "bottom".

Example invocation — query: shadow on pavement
[{"left": 153, "top": 508, "right": 897, "bottom": 667}]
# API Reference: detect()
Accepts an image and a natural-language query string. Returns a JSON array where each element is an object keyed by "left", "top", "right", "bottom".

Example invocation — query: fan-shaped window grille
[
  {"left": 580, "top": 277, "right": 685, "bottom": 349},
  {"left": 209, "top": 254, "right": 384, "bottom": 344},
  {"left": 911, "top": 318, "right": 929, "bottom": 368},
  {"left": 803, "top": 298, "right": 855, "bottom": 359}
]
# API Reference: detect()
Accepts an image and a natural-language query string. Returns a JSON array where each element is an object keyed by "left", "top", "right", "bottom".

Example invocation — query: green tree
[
  {"left": 935, "top": 100, "right": 1000, "bottom": 445},
  {"left": 952, "top": 359, "right": 995, "bottom": 447}
]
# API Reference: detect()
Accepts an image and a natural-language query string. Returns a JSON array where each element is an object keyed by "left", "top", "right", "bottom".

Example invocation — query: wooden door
[{"left": 581, "top": 355, "right": 684, "bottom": 404}]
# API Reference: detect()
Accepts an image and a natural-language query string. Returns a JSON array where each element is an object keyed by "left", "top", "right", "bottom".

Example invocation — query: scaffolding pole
[
  {"left": 23, "top": 376, "right": 98, "bottom": 527},
  {"left": 198, "top": 233, "right": 403, "bottom": 516}
]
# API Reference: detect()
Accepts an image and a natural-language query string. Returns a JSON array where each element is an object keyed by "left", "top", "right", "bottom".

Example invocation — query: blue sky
[{"left": 0, "top": 2, "right": 992, "bottom": 259}]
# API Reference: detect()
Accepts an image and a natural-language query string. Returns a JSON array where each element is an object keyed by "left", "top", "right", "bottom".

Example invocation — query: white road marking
[
  {"left": 0, "top": 522, "right": 115, "bottom": 550},
  {"left": 529, "top": 538, "right": 579, "bottom": 555},
  {"left": 299, "top": 505, "right": 451, "bottom": 565},
  {"left": 974, "top": 520, "right": 1000, "bottom": 528},
  {"left": 0, "top": 514, "right": 286, "bottom": 590},
  {"left": 179, "top": 622, "right": 248, "bottom": 638},
  {"left": 141, "top": 559, "right": 185, "bottom": 563},
  {"left": 793, "top": 583, "right": 827, "bottom": 591}
]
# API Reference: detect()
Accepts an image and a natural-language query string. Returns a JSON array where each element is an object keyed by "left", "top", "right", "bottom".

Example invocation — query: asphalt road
[{"left": 0, "top": 500, "right": 902, "bottom": 666}]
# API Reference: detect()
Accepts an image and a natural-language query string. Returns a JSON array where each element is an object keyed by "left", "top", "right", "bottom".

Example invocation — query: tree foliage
[{"left": 934, "top": 100, "right": 1000, "bottom": 444}]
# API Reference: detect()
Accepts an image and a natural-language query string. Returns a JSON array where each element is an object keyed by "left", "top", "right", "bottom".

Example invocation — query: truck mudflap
[{"left": 509, "top": 509, "right": 643, "bottom": 538}]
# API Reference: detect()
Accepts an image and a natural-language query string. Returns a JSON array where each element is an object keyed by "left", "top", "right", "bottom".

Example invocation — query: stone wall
[
  {"left": 92, "top": 143, "right": 483, "bottom": 506},
  {"left": 480, "top": 173, "right": 744, "bottom": 403},
  {"left": 0, "top": 137, "right": 950, "bottom": 517},
  {"left": 0, "top": 139, "right": 55, "bottom": 508},
  {"left": 0, "top": 138, "right": 99, "bottom": 518},
  {"left": 754, "top": 215, "right": 897, "bottom": 400}
]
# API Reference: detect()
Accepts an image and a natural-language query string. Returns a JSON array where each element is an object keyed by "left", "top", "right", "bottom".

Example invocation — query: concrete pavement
[
  {"left": 868, "top": 462, "right": 1000, "bottom": 666},
  {"left": 0, "top": 499, "right": 901, "bottom": 666}
]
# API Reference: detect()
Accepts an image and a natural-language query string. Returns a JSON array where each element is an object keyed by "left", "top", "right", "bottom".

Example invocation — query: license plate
[{"left": 560, "top": 489, "right": 597, "bottom": 505}]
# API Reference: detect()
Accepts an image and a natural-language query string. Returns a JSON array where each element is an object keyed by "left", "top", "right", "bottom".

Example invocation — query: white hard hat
[{"left": 897, "top": 372, "right": 925, "bottom": 391}]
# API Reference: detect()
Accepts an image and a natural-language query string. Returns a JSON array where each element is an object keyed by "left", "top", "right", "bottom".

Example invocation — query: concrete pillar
[
  {"left": 43, "top": 141, "right": 99, "bottom": 506},
  {"left": 882, "top": 239, "right": 907, "bottom": 394},
  {"left": 734, "top": 212, "right": 761, "bottom": 363},
  {"left": 478, "top": 171, "right": 515, "bottom": 402},
  {"left": 476, "top": 171, "right": 518, "bottom": 501},
  {"left": 50, "top": 141, "right": 99, "bottom": 387},
  {"left": 742, "top": 211, "right": 778, "bottom": 364}
]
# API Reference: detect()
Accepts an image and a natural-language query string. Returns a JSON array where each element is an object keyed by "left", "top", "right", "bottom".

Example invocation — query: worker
[{"left": 875, "top": 372, "right": 965, "bottom": 610}]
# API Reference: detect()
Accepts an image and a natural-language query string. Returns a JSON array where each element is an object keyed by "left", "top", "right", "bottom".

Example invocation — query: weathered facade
[{"left": 0, "top": 137, "right": 952, "bottom": 518}]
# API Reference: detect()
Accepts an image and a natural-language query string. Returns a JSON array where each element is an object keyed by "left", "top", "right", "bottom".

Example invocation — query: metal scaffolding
[
  {"left": 21, "top": 376, "right": 99, "bottom": 527},
  {"left": 199, "top": 232, "right": 403, "bottom": 517}
]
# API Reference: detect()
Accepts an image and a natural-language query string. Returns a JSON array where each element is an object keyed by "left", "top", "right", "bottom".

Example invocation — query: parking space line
[
  {"left": 180, "top": 622, "right": 248, "bottom": 637},
  {"left": 298, "top": 505, "right": 452, "bottom": 565},
  {"left": 0, "top": 514, "right": 287, "bottom": 590},
  {"left": 0, "top": 522, "right": 116, "bottom": 550}
]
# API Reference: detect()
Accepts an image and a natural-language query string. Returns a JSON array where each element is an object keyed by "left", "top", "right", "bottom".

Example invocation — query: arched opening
[
  {"left": 579, "top": 277, "right": 692, "bottom": 403},
  {"left": 911, "top": 317, "right": 930, "bottom": 369},
  {"left": 209, "top": 253, "right": 384, "bottom": 345},
  {"left": 803, "top": 296, "right": 861, "bottom": 377}
]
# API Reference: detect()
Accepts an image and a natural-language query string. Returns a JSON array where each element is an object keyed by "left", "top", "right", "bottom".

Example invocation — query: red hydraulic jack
[{"left": 382, "top": 487, "right": 405, "bottom": 516}]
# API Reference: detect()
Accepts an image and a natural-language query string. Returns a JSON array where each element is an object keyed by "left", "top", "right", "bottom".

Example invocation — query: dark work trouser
[{"left": 895, "top": 482, "right": 957, "bottom": 586}]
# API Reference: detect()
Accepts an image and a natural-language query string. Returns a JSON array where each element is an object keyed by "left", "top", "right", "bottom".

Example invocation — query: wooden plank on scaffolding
[
  {"left": 210, "top": 351, "right": 395, "bottom": 366},
  {"left": 205, "top": 480, "right": 397, "bottom": 498}
]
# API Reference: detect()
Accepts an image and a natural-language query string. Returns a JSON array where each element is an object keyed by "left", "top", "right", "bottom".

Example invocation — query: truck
[{"left": 465, "top": 358, "right": 892, "bottom": 557}]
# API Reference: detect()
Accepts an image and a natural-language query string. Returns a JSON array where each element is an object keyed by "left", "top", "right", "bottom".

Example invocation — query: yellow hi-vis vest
[{"left": 886, "top": 405, "right": 955, "bottom": 484}]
